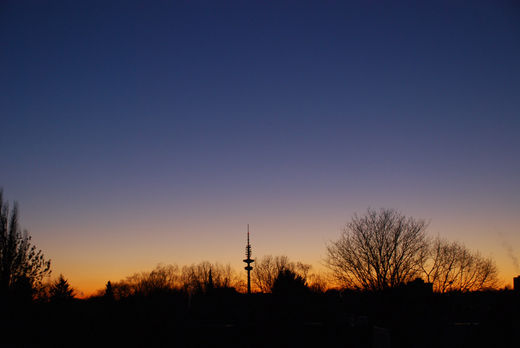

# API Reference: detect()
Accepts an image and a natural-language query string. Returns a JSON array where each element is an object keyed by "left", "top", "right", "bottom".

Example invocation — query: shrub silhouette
[{"left": 271, "top": 269, "right": 309, "bottom": 296}]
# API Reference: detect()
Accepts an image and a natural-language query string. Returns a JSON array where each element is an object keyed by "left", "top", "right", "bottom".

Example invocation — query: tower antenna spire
[{"left": 243, "top": 224, "right": 254, "bottom": 294}]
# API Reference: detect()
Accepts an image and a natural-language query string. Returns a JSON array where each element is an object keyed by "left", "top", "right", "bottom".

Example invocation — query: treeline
[
  {"left": 89, "top": 257, "right": 326, "bottom": 300},
  {"left": 98, "top": 262, "right": 238, "bottom": 299},
  {"left": 86, "top": 209, "right": 499, "bottom": 299},
  {"left": 0, "top": 189, "right": 503, "bottom": 303}
]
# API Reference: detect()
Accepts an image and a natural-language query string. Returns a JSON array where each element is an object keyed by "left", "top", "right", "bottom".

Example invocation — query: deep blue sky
[{"left": 1, "top": 1, "right": 519, "bottom": 292}]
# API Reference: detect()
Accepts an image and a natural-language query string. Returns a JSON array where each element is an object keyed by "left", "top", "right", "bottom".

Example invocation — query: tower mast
[{"left": 243, "top": 224, "right": 254, "bottom": 294}]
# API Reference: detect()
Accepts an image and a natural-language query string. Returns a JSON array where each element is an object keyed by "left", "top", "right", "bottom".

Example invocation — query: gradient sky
[{"left": 1, "top": 1, "right": 519, "bottom": 295}]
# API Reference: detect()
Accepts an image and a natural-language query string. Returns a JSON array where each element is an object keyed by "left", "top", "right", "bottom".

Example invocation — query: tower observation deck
[{"left": 243, "top": 224, "right": 254, "bottom": 294}]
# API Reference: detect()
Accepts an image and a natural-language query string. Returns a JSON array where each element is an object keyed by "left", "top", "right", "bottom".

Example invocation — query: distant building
[
  {"left": 514, "top": 276, "right": 520, "bottom": 292},
  {"left": 406, "top": 278, "right": 433, "bottom": 295}
]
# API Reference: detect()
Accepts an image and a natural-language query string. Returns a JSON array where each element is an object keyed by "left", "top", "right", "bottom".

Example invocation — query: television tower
[{"left": 243, "top": 224, "right": 254, "bottom": 294}]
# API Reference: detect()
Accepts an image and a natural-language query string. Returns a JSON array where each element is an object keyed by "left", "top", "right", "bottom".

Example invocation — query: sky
[{"left": 1, "top": 0, "right": 519, "bottom": 295}]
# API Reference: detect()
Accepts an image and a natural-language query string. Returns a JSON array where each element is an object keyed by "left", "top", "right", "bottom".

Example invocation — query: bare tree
[
  {"left": 109, "top": 280, "right": 133, "bottom": 300},
  {"left": 252, "top": 255, "right": 288, "bottom": 293},
  {"left": 252, "top": 255, "right": 311, "bottom": 293},
  {"left": 123, "top": 264, "right": 182, "bottom": 296},
  {"left": 325, "top": 208, "right": 428, "bottom": 291},
  {"left": 181, "top": 261, "right": 235, "bottom": 294},
  {"left": 105, "top": 262, "right": 238, "bottom": 299},
  {"left": 420, "top": 237, "right": 498, "bottom": 292},
  {"left": 0, "top": 190, "right": 51, "bottom": 298},
  {"left": 306, "top": 273, "right": 328, "bottom": 293}
]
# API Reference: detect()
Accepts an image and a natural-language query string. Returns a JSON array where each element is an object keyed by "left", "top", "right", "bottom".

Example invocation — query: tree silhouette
[
  {"left": 306, "top": 273, "right": 328, "bottom": 293},
  {"left": 0, "top": 190, "right": 51, "bottom": 298},
  {"left": 104, "top": 280, "right": 114, "bottom": 300},
  {"left": 125, "top": 264, "right": 182, "bottom": 296},
  {"left": 326, "top": 208, "right": 428, "bottom": 291},
  {"left": 420, "top": 237, "right": 498, "bottom": 292},
  {"left": 49, "top": 274, "right": 75, "bottom": 302},
  {"left": 253, "top": 255, "right": 311, "bottom": 293},
  {"left": 206, "top": 268, "right": 214, "bottom": 293},
  {"left": 271, "top": 269, "right": 309, "bottom": 296},
  {"left": 109, "top": 262, "right": 238, "bottom": 298},
  {"left": 181, "top": 261, "right": 235, "bottom": 294}
]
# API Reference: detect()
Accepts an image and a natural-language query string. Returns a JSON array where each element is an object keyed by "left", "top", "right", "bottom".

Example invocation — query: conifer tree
[{"left": 49, "top": 274, "right": 75, "bottom": 302}]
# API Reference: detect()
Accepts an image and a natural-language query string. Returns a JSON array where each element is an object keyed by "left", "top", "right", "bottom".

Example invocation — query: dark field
[{"left": 3, "top": 289, "right": 518, "bottom": 348}]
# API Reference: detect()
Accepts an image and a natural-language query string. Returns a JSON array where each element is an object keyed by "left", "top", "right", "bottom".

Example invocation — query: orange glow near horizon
[
  {"left": 36, "top": 211, "right": 520, "bottom": 297},
  {"left": 53, "top": 249, "right": 518, "bottom": 297}
]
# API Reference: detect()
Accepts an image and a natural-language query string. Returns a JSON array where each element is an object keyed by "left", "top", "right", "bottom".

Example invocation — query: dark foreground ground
[{"left": 2, "top": 289, "right": 519, "bottom": 348}]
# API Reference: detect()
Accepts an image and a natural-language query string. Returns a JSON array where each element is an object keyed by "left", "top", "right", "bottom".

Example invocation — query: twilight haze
[{"left": 1, "top": 1, "right": 519, "bottom": 295}]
